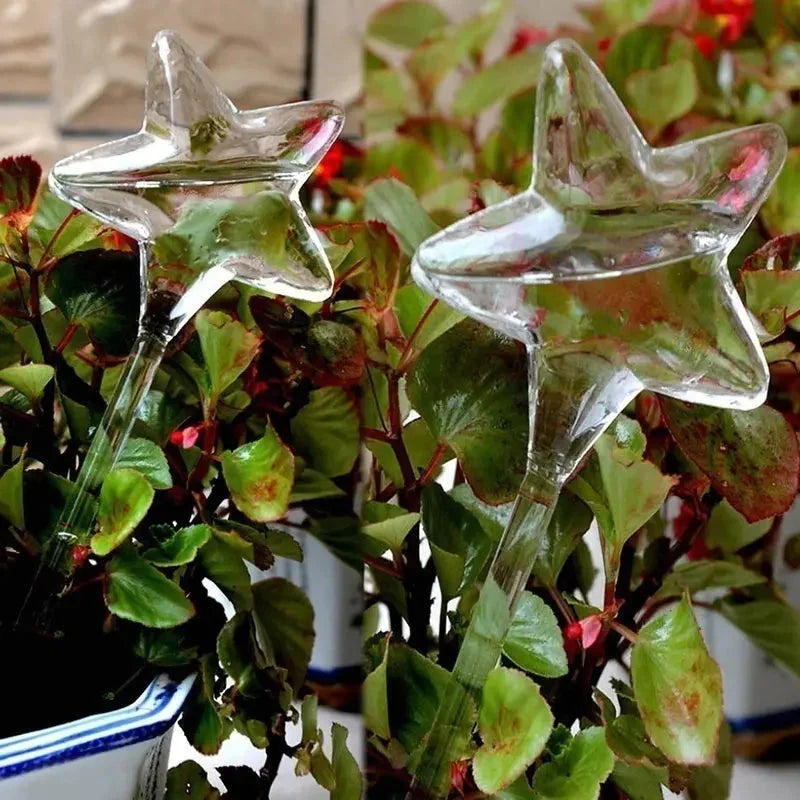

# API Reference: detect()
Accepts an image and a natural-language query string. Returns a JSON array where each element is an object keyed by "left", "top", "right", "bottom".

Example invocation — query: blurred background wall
[{"left": 0, "top": 0, "right": 581, "bottom": 166}]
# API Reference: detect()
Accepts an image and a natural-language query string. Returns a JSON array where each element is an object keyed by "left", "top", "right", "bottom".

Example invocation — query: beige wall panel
[
  {"left": 0, "top": 0, "right": 51, "bottom": 97},
  {"left": 52, "top": 0, "right": 308, "bottom": 132}
]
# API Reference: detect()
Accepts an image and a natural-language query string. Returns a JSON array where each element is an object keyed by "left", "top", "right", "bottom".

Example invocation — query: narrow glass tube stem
[
  {"left": 16, "top": 331, "right": 167, "bottom": 630},
  {"left": 411, "top": 470, "right": 562, "bottom": 796}
]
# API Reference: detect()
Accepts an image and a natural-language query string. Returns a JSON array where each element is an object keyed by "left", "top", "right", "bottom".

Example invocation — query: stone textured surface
[
  {"left": 52, "top": 0, "right": 309, "bottom": 132},
  {"left": 0, "top": 0, "right": 51, "bottom": 97}
]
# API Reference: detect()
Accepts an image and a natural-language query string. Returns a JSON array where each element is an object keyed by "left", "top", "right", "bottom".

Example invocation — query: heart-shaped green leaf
[
  {"left": 530, "top": 727, "right": 615, "bottom": 800},
  {"left": 117, "top": 437, "right": 172, "bottom": 489},
  {"left": 631, "top": 597, "right": 722, "bottom": 765},
  {"left": 408, "top": 320, "right": 529, "bottom": 504},
  {"left": 572, "top": 417, "right": 675, "bottom": 580},
  {"left": 473, "top": 667, "right": 553, "bottom": 794},
  {"left": 290, "top": 386, "right": 359, "bottom": 478},
  {"left": 251, "top": 577, "right": 314, "bottom": 692},
  {"left": 92, "top": 469, "right": 155, "bottom": 556},
  {"left": 503, "top": 591, "right": 568, "bottom": 678},
  {"left": 221, "top": 427, "right": 294, "bottom": 522},
  {"left": 45, "top": 249, "right": 139, "bottom": 356},
  {"left": 422, "top": 482, "right": 492, "bottom": 598},
  {"left": 362, "top": 501, "right": 420, "bottom": 557},
  {"left": 106, "top": 547, "right": 195, "bottom": 628},
  {"left": 195, "top": 309, "right": 260, "bottom": 415},
  {"left": 200, "top": 534, "right": 253, "bottom": 611},
  {"left": 660, "top": 399, "right": 799, "bottom": 521},
  {"left": 143, "top": 524, "right": 212, "bottom": 567},
  {"left": 0, "top": 363, "right": 53, "bottom": 404}
]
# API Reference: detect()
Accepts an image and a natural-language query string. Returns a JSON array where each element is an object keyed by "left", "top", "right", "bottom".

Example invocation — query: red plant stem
[
  {"left": 397, "top": 299, "right": 439, "bottom": 374},
  {"left": 365, "top": 554, "right": 404, "bottom": 580},
  {"left": 36, "top": 208, "right": 79, "bottom": 272},
  {"left": 189, "top": 419, "right": 218, "bottom": 490},
  {"left": 416, "top": 442, "right": 447, "bottom": 488},
  {"left": 55, "top": 322, "right": 79, "bottom": 354}
]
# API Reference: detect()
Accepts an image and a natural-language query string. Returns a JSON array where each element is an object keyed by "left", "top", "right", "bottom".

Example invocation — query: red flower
[
  {"left": 72, "top": 545, "right": 91, "bottom": 568},
  {"left": 698, "top": 0, "right": 753, "bottom": 45},
  {"left": 598, "top": 37, "right": 612, "bottom": 53},
  {"left": 313, "top": 141, "right": 344, "bottom": 187},
  {"left": 508, "top": 24, "right": 549, "bottom": 55},
  {"left": 693, "top": 33, "right": 718, "bottom": 59},
  {"left": 564, "top": 615, "right": 603, "bottom": 650},
  {"left": 450, "top": 760, "right": 470, "bottom": 797},
  {"left": 170, "top": 425, "right": 200, "bottom": 449}
]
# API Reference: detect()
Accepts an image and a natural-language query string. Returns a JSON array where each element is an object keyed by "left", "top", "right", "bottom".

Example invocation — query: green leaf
[
  {"left": 364, "top": 637, "right": 390, "bottom": 739},
  {"left": 0, "top": 459, "right": 24, "bottom": 529},
  {"left": 688, "top": 722, "right": 732, "bottom": 800},
  {"left": 422, "top": 482, "right": 492, "bottom": 598},
  {"left": 626, "top": 60, "right": 698, "bottom": 131},
  {"left": 28, "top": 192, "right": 106, "bottom": 264},
  {"left": 407, "top": 320, "right": 528, "bottom": 504},
  {"left": 180, "top": 655, "right": 231, "bottom": 755},
  {"left": 106, "top": 547, "right": 195, "bottom": 628},
  {"left": 165, "top": 761, "right": 220, "bottom": 800},
  {"left": 656, "top": 558, "right": 766, "bottom": 600},
  {"left": 0, "top": 363, "right": 53, "bottom": 404},
  {"left": 222, "top": 518, "right": 302, "bottom": 562},
  {"left": 473, "top": 667, "right": 553, "bottom": 794},
  {"left": 502, "top": 591, "right": 568, "bottom": 678},
  {"left": 716, "top": 599, "right": 800, "bottom": 678},
  {"left": 200, "top": 534, "right": 253, "bottom": 611},
  {"left": 386, "top": 644, "right": 475, "bottom": 761},
  {"left": 143, "top": 524, "right": 212, "bottom": 566},
  {"left": 92, "top": 469, "right": 155, "bottom": 556},
  {"left": 151, "top": 191, "right": 293, "bottom": 287},
  {"left": 530, "top": 727, "right": 615, "bottom": 800},
  {"left": 660, "top": 399, "right": 799, "bottom": 521},
  {"left": 763, "top": 148, "right": 800, "bottom": 235},
  {"left": 291, "top": 463, "right": 345, "bottom": 503},
  {"left": 367, "top": 1, "right": 449, "bottom": 47},
  {"left": 394, "top": 284, "right": 463, "bottom": 352},
  {"left": 532, "top": 492, "right": 594, "bottom": 585},
  {"left": 453, "top": 50, "right": 542, "bottom": 117},
  {"left": 612, "top": 762, "right": 665, "bottom": 800},
  {"left": 221, "top": 427, "right": 294, "bottom": 522},
  {"left": 45, "top": 250, "right": 139, "bottom": 356},
  {"left": 362, "top": 501, "right": 420, "bottom": 557},
  {"left": 605, "top": 26, "right": 671, "bottom": 98},
  {"left": 494, "top": 776, "right": 537, "bottom": 799},
  {"left": 704, "top": 499, "right": 773, "bottom": 552},
  {"left": 606, "top": 715, "right": 667, "bottom": 769},
  {"left": 251, "top": 578, "right": 314, "bottom": 692},
  {"left": 331, "top": 722, "right": 364, "bottom": 800},
  {"left": 572, "top": 417, "right": 675, "bottom": 580},
  {"left": 308, "top": 517, "right": 363, "bottom": 571},
  {"left": 195, "top": 310, "right": 261, "bottom": 413},
  {"left": 290, "top": 387, "right": 359, "bottom": 478},
  {"left": 631, "top": 597, "right": 722, "bottom": 765},
  {"left": 363, "top": 178, "right": 439, "bottom": 257},
  {"left": 366, "top": 138, "right": 441, "bottom": 196},
  {"left": 117, "top": 437, "right": 172, "bottom": 490}
]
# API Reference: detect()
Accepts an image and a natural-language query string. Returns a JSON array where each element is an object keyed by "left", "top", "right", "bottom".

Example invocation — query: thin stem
[
  {"left": 397, "top": 299, "right": 439, "bottom": 373},
  {"left": 36, "top": 208, "right": 79, "bottom": 272}
]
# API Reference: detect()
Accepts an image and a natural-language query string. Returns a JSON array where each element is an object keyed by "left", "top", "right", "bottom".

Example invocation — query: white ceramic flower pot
[{"left": 0, "top": 674, "right": 195, "bottom": 800}]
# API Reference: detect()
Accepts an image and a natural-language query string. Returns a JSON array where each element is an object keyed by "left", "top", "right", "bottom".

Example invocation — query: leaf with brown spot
[
  {"left": 221, "top": 428, "right": 294, "bottom": 523},
  {"left": 660, "top": 399, "right": 799, "bottom": 521},
  {"left": 92, "top": 468, "right": 155, "bottom": 556},
  {"left": 631, "top": 597, "right": 722, "bottom": 766}
]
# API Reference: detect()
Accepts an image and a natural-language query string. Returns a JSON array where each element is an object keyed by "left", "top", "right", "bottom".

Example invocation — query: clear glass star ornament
[
  {"left": 18, "top": 29, "right": 343, "bottom": 629},
  {"left": 409, "top": 39, "right": 786, "bottom": 796}
]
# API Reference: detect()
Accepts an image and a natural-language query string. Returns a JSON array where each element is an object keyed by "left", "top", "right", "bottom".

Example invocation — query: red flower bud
[
  {"left": 72, "top": 545, "right": 91, "bottom": 568},
  {"left": 508, "top": 25, "right": 549, "bottom": 55}
]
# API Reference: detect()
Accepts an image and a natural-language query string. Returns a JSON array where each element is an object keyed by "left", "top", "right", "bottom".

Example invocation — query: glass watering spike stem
[
  {"left": 16, "top": 29, "right": 343, "bottom": 632},
  {"left": 406, "top": 39, "right": 787, "bottom": 797}
]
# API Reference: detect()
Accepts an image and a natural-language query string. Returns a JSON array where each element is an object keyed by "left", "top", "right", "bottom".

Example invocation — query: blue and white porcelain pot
[{"left": 0, "top": 674, "right": 195, "bottom": 800}]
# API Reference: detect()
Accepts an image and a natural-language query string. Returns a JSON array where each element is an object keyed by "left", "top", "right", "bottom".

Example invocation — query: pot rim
[{"left": 0, "top": 673, "right": 196, "bottom": 779}]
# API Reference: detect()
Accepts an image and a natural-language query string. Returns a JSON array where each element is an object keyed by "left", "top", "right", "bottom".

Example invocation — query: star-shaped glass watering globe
[
  {"left": 408, "top": 39, "right": 786, "bottom": 795},
  {"left": 19, "top": 29, "right": 343, "bottom": 628}
]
